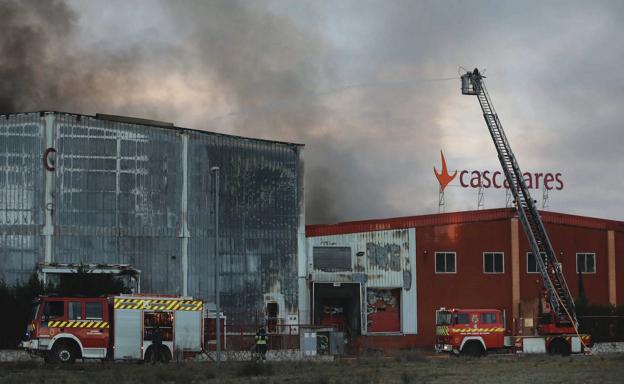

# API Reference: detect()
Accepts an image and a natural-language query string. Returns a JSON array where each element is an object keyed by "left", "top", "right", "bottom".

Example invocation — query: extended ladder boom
[{"left": 461, "top": 69, "right": 577, "bottom": 328}]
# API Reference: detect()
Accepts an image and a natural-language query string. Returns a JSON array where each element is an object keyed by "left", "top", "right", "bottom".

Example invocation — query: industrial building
[
  {"left": 0, "top": 111, "right": 305, "bottom": 326},
  {"left": 305, "top": 208, "right": 624, "bottom": 349}
]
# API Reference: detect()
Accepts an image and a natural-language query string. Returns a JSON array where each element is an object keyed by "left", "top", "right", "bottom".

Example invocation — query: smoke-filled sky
[{"left": 2, "top": 0, "right": 623, "bottom": 224}]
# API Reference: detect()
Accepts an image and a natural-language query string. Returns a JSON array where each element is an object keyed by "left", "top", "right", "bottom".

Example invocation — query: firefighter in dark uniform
[{"left": 255, "top": 327, "right": 268, "bottom": 361}]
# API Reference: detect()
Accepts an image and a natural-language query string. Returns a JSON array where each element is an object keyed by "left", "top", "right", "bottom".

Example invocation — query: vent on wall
[{"left": 313, "top": 247, "right": 352, "bottom": 272}]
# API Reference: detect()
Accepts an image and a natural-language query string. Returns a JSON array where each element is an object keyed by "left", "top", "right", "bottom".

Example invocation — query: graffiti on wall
[
  {"left": 366, "top": 243, "right": 401, "bottom": 271},
  {"left": 366, "top": 289, "right": 400, "bottom": 333}
]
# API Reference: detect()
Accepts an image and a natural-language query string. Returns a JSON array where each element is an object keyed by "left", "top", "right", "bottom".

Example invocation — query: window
[
  {"left": 481, "top": 313, "right": 497, "bottom": 324},
  {"left": 44, "top": 301, "right": 64, "bottom": 319},
  {"left": 68, "top": 302, "right": 82, "bottom": 320},
  {"left": 576, "top": 253, "right": 596, "bottom": 274},
  {"left": 455, "top": 313, "right": 469, "bottom": 324},
  {"left": 435, "top": 252, "right": 456, "bottom": 273},
  {"left": 527, "top": 252, "right": 547, "bottom": 273},
  {"left": 86, "top": 302, "right": 103, "bottom": 319},
  {"left": 484, "top": 252, "right": 504, "bottom": 273},
  {"left": 313, "top": 246, "right": 352, "bottom": 272}
]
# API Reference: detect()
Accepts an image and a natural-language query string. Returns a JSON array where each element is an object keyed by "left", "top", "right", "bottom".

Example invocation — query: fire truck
[
  {"left": 21, "top": 294, "right": 205, "bottom": 363},
  {"left": 435, "top": 308, "right": 591, "bottom": 356},
  {"left": 434, "top": 69, "right": 591, "bottom": 356}
]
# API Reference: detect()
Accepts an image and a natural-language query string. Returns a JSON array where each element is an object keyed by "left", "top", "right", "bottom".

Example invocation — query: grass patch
[{"left": 236, "top": 361, "right": 274, "bottom": 377}]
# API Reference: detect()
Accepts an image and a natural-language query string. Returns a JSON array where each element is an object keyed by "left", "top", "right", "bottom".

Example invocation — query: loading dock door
[{"left": 312, "top": 283, "right": 361, "bottom": 335}]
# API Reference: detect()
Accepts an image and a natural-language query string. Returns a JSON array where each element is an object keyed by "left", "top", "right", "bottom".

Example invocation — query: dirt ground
[{"left": 2, "top": 353, "right": 623, "bottom": 384}]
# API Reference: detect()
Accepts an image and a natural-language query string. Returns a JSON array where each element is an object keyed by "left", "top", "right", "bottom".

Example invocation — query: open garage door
[{"left": 312, "top": 282, "right": 361, "bottom": 336}]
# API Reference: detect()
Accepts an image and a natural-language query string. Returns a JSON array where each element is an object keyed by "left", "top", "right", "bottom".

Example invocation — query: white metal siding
[{"left": 307, "top": 228, "right": 417, "bottom": 334}]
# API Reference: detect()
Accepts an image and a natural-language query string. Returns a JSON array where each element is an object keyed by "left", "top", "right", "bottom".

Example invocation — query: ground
[{"left": 2, "top": 353, "right": 623, "bottom": 383}]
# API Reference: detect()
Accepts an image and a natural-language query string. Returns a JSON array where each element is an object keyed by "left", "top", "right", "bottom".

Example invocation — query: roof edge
[
  {"left": 306, "top": 208, "right": 624, "bottom": 237},
  {"left": 0, "top": 111, "right": 305, "bottom": 147}
]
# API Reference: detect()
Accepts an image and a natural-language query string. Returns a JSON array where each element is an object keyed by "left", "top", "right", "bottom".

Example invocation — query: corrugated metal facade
[
  {"left": 306, "top": 209, "right": 624, "bottom": 349},
  {"left": 0, "top": 112, "right": 304, "bottom": 325},
  {"left": 306, "top": 229, "right": 417, "bottom": 334}
]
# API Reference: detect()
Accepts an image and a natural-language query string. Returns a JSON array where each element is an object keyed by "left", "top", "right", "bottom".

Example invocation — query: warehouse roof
[
  {"left": 0, "top": 111, "right": 304, "bottom": 147},
  {"left": 306, "top": 208, "right": 624, "bottom": 237}
]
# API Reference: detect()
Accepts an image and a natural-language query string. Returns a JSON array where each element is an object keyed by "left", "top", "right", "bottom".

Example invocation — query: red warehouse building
[{"left": 304, "top": 208, "right": 624, "bottom": 350}]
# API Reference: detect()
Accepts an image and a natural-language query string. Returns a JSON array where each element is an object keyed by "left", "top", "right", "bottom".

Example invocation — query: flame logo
[{"left": 434, "top": 150, "right": 457, "bottom": 191}]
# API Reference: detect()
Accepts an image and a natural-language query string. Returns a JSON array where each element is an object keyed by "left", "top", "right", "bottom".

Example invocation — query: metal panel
[
  {"left": 114, "top": 309, "right": 142, "bottom": 359},
  {"left": 313, "top": 246, "right": 351, "bottom": 271},
  {"left": 0, "top": 114, "right": 45, "bottom": 282},
  {"left": 0, "top": 112, "right": 303, "bottom": 327},
  {"left": 307, "top": 229, "right": 411, "bottom": 288},
  {"left": 187, "top": 132, "right": 301, "bottom": 325},
  {"left": 174, "top": 310, "right": 202, "bottom": 351},
  {"left": 402, "top": 227, "right": 417, "bottom": 334},
  {"left": 522, "top": 337, "right": 546, "bottom": 354},
  {"left": 307, "top": 229, "right": 414, "bottom": 334}
]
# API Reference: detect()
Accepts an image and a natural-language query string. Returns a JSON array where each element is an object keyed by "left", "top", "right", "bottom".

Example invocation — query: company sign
[{"left": 434, "top": 151, "right": 564, "bottom": 192}]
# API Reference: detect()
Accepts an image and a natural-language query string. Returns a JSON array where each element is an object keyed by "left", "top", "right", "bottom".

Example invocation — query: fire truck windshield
[
  {"left": 29, "top": 300, "right": 39, "bottom": 322},
  {"left": 436, "top": 310, "right": 452, "bottom": 325}
]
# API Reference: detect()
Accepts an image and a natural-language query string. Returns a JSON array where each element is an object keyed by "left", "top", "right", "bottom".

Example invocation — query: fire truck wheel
[
  {"left": 160, "top": 346, "right": 172, "bottom": 364},
  {"left": 548, "top": 338, "right": 570, "bottom": 356},
  {"left": 51, "top": 341, "right": 77, "bottom": 364},
  {"left": 461, "top": 341, "right": 484, "bottom": 357}
]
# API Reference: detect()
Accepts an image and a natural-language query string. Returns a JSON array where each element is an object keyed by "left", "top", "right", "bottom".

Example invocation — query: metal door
[{"left": 114, "top": 309, "right": 142, "bottom": 359}]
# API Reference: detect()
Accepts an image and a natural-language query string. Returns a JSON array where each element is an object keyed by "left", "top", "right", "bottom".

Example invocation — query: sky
[{"left": 2, "top": 0, "right": 623, "bottom": 224}]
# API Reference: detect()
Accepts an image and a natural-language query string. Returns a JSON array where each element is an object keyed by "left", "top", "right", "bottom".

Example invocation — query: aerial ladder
[{"left": 460, "top": 69, "right": 579, "bottom": 335}]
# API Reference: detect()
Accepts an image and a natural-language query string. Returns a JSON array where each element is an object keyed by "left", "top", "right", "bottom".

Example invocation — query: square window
[
  {"left": 484, "top": 252, "right": 504, "bottom": 273},
  {"left": 527, "top": 252, "right": 547, "bottom": 274},
  {"left": 44, "top": 301, "right": 64, "bottom": 320},
  {"left": 86, "top": 302, "right": 103, "bottom": 319},
  {"left": 435, "top": 252, "right": 456, "bottom": 273},
  {"left": 456, "top": 313, "right": 469, "bottom": 324},
  {"left": 68, "top": 302, "right": 82, "bottom": 320},
  {"left": 481, "top": 313, "right": 497, "bottom": 324},
  {"left": 576, "top": 253, "right": 596, "bottom": 274}
]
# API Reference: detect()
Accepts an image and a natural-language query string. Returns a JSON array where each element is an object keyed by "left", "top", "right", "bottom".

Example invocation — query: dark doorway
[
  {"left": 266, "top": 302, "right": 278, "bottom": 333},
  {"left": 313, "top": 283, "right": 361, "bottom": 336}
]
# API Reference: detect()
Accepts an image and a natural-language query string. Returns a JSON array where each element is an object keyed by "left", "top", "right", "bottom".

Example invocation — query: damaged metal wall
[
  {"left": 0, "top": 112, "right": 303, "bottom": 325},
  {"left": 307, "top": 228, "right": 417, "bottom": 334}
]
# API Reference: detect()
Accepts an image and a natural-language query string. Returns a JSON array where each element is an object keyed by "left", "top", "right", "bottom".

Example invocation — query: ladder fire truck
[
  {"left": 21, "top": 294, "right": 207, "bottom": 363},
  {"left": 435, "top": 69, "right": 591, "bottom": 356}
]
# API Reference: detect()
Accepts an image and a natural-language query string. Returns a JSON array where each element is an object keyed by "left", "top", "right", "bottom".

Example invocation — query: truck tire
[
  {"left": 548, "top": 338, "right": 570, "bottom": 356},
  {"left": 461, "top": 341, "right": 484, "bottom": 357},
  {"left": 51, "top": 341, "right": 77, "bottom": 364},
  {"left": 144, "top": 346, "right": 171, "bottom": 364},
  {"left": 160, "top": 346, "right": 171, "bottom": 364}
]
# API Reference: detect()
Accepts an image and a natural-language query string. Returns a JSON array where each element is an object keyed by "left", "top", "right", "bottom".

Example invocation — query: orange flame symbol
[{"left": 434, "top": 150, "right": 457, "bottom": 192}]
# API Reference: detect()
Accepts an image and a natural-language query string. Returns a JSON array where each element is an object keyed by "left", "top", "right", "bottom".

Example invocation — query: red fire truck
[
  {"left": 434, "top": 70, "right": 593, "bottom": 357},
  {"left": 21, "top": 294, "right": 205, "bottom": 363},
  {"left": 435, "top": 307, "right": 591, "bottom": 356}
]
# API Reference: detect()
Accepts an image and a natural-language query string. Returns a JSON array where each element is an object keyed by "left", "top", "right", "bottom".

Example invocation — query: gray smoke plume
[{"left": 3, "top": 0, "right": 624, "bottom": 223}]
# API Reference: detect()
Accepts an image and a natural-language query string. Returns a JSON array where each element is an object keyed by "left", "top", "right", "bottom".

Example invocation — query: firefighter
[
  {"left": 255, "top": 327, "right": 268, "bottom": 361},
  {"left": 152, "top": 324, "right": 163, "bottom": 364}
]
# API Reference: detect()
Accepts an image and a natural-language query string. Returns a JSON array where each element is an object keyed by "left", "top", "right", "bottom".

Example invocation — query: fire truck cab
[
  {"left": 435, "top": 308, "right": 505, "bottom": 356},
  {"left": 21, "top": 294, "right": 204, "bottom": 363}
]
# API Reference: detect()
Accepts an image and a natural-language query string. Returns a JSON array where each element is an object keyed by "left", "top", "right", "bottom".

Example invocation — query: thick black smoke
[
  {"left": 0, "top": 0, "right": 354, "bottom": 223},
  {"left": 0, "top": 0, "right": 73, "bottom": 112},
  {"left": 3, "top": 0, "right": 624, "bottom": 223}
]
